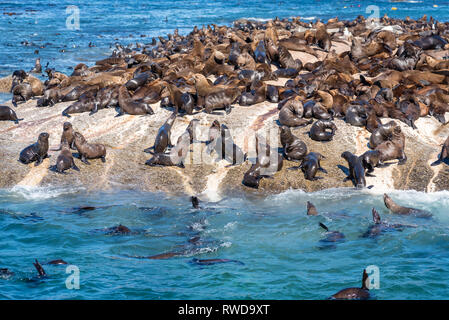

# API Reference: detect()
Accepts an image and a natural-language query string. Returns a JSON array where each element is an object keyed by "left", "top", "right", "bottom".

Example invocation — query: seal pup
[
  {"left": 329, "top": 269, "right": 370, "bottom": 300},
  {"left": 0, "top": 105, "right": 22, "bottom": 124},
  {"left": 297, "top": 152, "right": 327, "bottom": 180},
  {"left": 12, "top": 82, "right": 33, "bottom": 107},
  {"left": 19, "top": 132, "right": 49, "bottom": 166},
  {"left": 280, "top": 126, "right": 308, "bottom": 161},
  {"left": 383, "top": 194, "right": 432, "bottom": 218},
  {"left": 341, "top": 151, "right": 367, "bottom": 189},
  {"left": 309, "top": 120, "right": 337, "bottom": 141},
  {"left": 144, "top": 112, "right": 176, "bottom": 154},
  {"left": 307, "top": 201, "right": 318, "bottom": 216},
  {"left": 53, "top": 122, "right": 76, "bottom": 151},
  {"left": 369, "top": 121, "right": 398, "bottom": 149},
  {"left": 53, "top": 141, "right": 79, "bottom": 174},
  {"left": 145, "top": 132, "right": 190, "bottom": 168},
  {"left": 431, "top": 135, "right": 449, "bottom": 166},
  {"left": 73, "top": 132, "right": 106, "bottom": 164}
]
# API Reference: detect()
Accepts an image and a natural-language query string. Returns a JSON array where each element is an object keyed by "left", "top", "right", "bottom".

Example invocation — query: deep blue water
[{"left": 1, "top": 0, "right": 449, "bottom": 299}]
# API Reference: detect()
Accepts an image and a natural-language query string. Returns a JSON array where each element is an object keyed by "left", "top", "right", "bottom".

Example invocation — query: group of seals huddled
[{"left": 3, "top": 14, "right": 449, "bottom": 190}]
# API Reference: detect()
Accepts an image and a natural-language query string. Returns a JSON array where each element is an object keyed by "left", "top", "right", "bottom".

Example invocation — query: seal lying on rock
[
  {"left": 329, "top": 269, "right": 370, "bottom": 300},
  {"left": 369, "top": 121, "right": 398, "bottom": 149},
  {"left": 73, "top": 132, "right": 106, "bottom": 165},
  {"left": 0, "top": 105, "right": 22, "bottom": 124},
  {"left": 309, "top": 120, "right": 337, "bottom": 141},
  {"left": 117, "top": 85, "right": 154, "bottom": 116},
  {"left": 279, "top": 98, "right": 313, "bottom": 127},
  {"left": 19, "top": 132, "right": 49, "bottom": 166},
  {"left": 383, "top": 194, "right": 432, "bottom": 218}
]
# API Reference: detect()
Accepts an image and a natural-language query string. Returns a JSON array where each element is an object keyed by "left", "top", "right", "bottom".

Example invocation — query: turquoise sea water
[{"left": 1, "top": 0, "right": 449, "bottom": 299}]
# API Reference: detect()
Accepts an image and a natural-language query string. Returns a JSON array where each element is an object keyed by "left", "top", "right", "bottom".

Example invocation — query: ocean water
[
  {"left": 1, "top": 187, "right": 449, "bottom": 299},
  {"left": 1, "top": 0, "right": 449, "bottom": 300}
]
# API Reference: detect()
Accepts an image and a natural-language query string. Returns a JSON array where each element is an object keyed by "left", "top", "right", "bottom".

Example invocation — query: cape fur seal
[
  {"left": 144, "top": 112, "right": 176, "bottom": 154},
  {"left": 298, "top": 152, "right": 327, "bottom": 180},
  {"left": 0, "top": 106, "right": 22, "bottom": 124},
  {"left": 19, "top": 132, "right": 49, "bottom": 166},
  {"left": 309, "top": 120, "right": 337, "bottom": 141},
  {"left": 280, "top": 126, "right": 308, "bottom": 161},
  {"left": 329, "top": 269, "right": 370, "bottom": 300},
  {"left": 383, "top": 194, "right": 432, "bottom": 218},
  {"left": 341, "top": 151, "right": 366, "bottom": 189},
  {"left": 73, "top": 132, "right": 106, "bottom": 164},
  {"left": 54, "top": 141, "right": 80, "bottom": 174}
]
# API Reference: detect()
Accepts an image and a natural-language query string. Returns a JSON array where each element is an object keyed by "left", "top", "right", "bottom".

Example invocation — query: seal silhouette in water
[
  {"left": 33, "top": 259, "right": 46, "bottom": 278},
  {"left": 0, "top": 105, "right": 22, "bottom": 124},
  {"left": 307, "top": 201, "right": 318, "bottom": 216},
  {"left": 191, "top": 196, "right": 200, "bottom": 209},
  {"left": 318, "top": 222, "right": 345, "bottom": 249},
  {"left": 19, "top": 132, "right": 49, "bottom": 166},
  {"left": 329, "top": 269, "right": 370, "bottom": 300},
  {"left": 383, "top": 194, "right": 432, "bottom": 218},
  {"left": 189, "top": 258, "right": 244, "bottom": 266},
  {"left": 363, "top": 208, "right": 413, "bottom": 238}
]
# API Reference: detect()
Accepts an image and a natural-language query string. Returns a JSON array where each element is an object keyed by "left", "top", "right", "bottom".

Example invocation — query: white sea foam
[{"left": 9, "top": 185, "right": 84, "bottom": 200}]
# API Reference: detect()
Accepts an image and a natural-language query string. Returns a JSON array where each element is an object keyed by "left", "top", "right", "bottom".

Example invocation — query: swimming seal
[
  {"left": 54, "top": 141, "right": 80, "bottom": 174},
  {"left": 309, "top": 120, "right": 337, "bottom": 141},
  {"left": 280, "top": 126, "right": 308, "bottom": 161},
  {"left": 307, "top": 201, "right": 318, "bottom": 216},
  {"left": 383, "top": 193, "right": 432, "bottom": 218},
  {"left": 73, "top": 132, "right": 106, "bottom": 165},
  {"left": 298, "top": 152, "right": 327, "bottom": 180},
  {"left": 341, "top": 151, "right": 366, "bottom": 189},
  {"left": 190, "top": 258, "right": 244, "bottom": 266},
  {"left": 329, "top": 269, "right": 370, "bottom": 300},
  {"left": 0, "top": 105, "right": 22, "bottom": 124},
  {"left": 33, "top": 259, "right": 46, "bottom": 278},
  {"left": 19, "top": 132, "right": 49, "bottom": 166},
  {"left": 362, "top": 208, "right": 411, "bottom": 238},
  {"left": 318, "top": 222, "right": 345, "bottom": 249},
  {"left": 144, "top": 112, "right": 176, "bottom": 154}
]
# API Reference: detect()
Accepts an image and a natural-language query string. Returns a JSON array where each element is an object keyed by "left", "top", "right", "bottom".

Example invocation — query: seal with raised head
[
  {"left": 359, "top": 150, "right": 381, "bottom": 177},
  {"left": 341, "top": 151, "right": 366, "bottom": 189},
  {"left": 73, "top": 132, "right": 106, "bottom": 164},
  {"left": 54, "top": 141, "right": 80, "bottom": 174},
  {"left": 298, "top": 152, "right": 327, "bottom": 180},
  {"left": 362, "top": 208, "right": 412, "bottom": 238},
  {"left": 0, "top": 105, "right": 22, "bottom": 124},
  {"left": 280, "top": 126, "right": 308, "bottom": 161},
  {"left": 55, "top": 122, "right": 76, "bottom": 151},
  {"left": 329, "top": 269, "right": 370, "bottom": 300},
  {"left": 144, "top": 112, "right": 176, "bottom": 154},
  {"left": 309, "top": 120, "right": 337, "bottom": 141},
  {"left": 369, "top": 120, "right": 398, "bottom": 149},
  {"left": 383, "top": 193, "right": 432, "bottom": 218},
  {"left": 19, "top": 132, "right": 49, "bottom": 166},
  {"left": 307, "top": 201, "right": 318, "bottom": 216}
]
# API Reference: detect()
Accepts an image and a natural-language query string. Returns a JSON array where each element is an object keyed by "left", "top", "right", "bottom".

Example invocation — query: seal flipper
[
  {"left": 319, "top": 222, "right": 329, "bottom": 232},
  {"left": 14, "top": 118, "right": 24, "bottom": 124},
  {"left": 72, "top": 160, "right": 80, "bottom": 172},
  {"left": 33, "top": 259, "right": 46, "bottom": 277},
  {"left": 191, "top": 196, "right": 199, "bottom": 209},
  {"left": 361, "top": 269, "right": 369, "bottom": 290}
]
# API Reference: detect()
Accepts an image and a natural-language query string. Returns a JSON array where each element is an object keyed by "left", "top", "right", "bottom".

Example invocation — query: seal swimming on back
[
  {"left": 73, "top": 132, "right": 106, "bottom": 165},
  {"left": 19, "top": 132, "right": 49, "bottom": 166},
  {"left": 383, "top": 194, "right": 432, "bottom": 218},
  {"left": 0, "top": 105, "right": 22, "bottom": 124},
  {"left": 329, "top": 269, "right": 370, "bottom": 300}
]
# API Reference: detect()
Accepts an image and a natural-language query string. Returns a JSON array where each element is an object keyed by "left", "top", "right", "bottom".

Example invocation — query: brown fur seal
[
  {"left": 341, "top": 151, "right": 366, "bottom": 189},
  {"left": 53, "top": 141, "right": 80, "bottom": 174},
  {"left": 12, "top": 82, "right": 32, "bottom": 106},
  {"left": 309, "top": 120, "right": 337, "bottom": 141},
  {"left": 363, "top": 208, "right": 413, "bottom": 238},
  {"left": 204, "top": 88, "right": 241, "bottom": 114},
  {"left": 145, "top": 132, "right": 190, "bottom": 168},
  {"left": 280, "top": 126, "right": 308, "bottom": 161},
  {"left": 0, "top": 105, "right": 22, "bottom": 124},
  {"left": 73, "top": 132, "right": 106, "bottom": 164},
  {"left": 329, "top": 269, "right": 370, "bottom": 300},
  {"left": 369, "top": 121, "right": 398, "bottom": 149},
  {"left": 307, "top": 201, "right": 318, "bottom": 216},
  {"left": 298, "top": 152, "right": 327, "bottom": 180},
  {"left": 359, "top": 150, "right": 381, "bottom": 177},
  {"left": 117, "top": 85, "right": 154, "bottom": 116},
  {"left": 431, "top": 135, "right": 449, "bottom": 166},
  {"left": 375, "top": 126, "right": 406, "bottom": 164},
  {"left": 383, "top": 194, "right": 432, "bottom": 218},
  {"left": 144, "top": 112, "right": 176, "bottom": 154},
  {"left": 19, "top": 132, "right": 49, "bottom": 166},
  {"left": 279, "top": 98, "right": 313, "bottom": 127}
]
